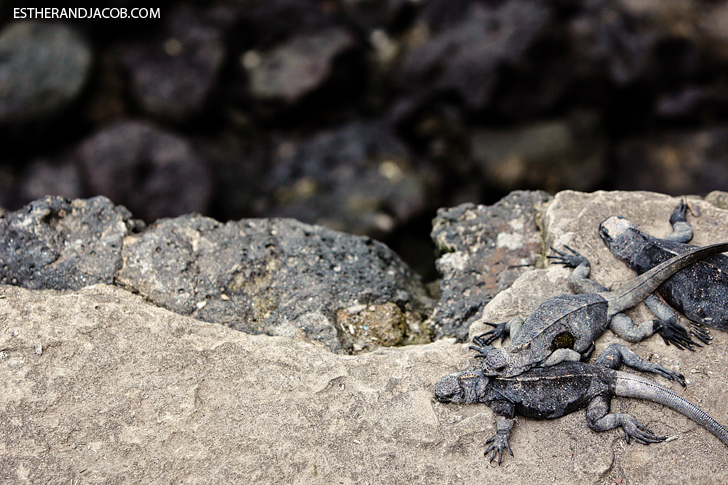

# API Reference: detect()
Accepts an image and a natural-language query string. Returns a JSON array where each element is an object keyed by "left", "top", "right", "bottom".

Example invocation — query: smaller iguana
[
  {"left": 435, "top": 343, "right": 728, "bottom": 464},
  {"left": 472, "top": 242, "right": 728, "bottom": 377},
  {"left": 600, "top": 200, "right": 728, "bottom": 333}
]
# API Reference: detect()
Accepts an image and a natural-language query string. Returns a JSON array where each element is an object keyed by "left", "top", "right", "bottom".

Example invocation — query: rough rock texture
[
  {"left": 430, "top": 191, "right": 551, "bottom": 340},
  {"left": 0, "top": 196, "right": 431, "bottom": 353},
  {"left": 117, "top": 214, "right": 432, "bottom": 353},
  {"left": 0, "top": 196, "right": 139, "bottom": 290},
  {"left": 2, "top": 277, "right": 727, "bottom": 483}
]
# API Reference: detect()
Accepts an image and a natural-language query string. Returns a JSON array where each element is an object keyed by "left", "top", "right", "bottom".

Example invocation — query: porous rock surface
[
  {"left": 2, "top": 191, "right": 728, "bottom": 483},
  {"left": 430, "top": 190, "right": 550, "bottom": 340},
  {"left": 0, "top": 196, "right": 140, "bottom": 290},
  {"left": 0, "top": 196, "right": 431, "bottom": 353},
  {"left": 117, "top": 213, "right": 432, "bottom": 353}
]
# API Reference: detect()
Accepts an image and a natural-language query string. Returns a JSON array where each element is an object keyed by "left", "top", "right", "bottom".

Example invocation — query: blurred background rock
[{"left": 2, "top": 0, "right": 728, "bottom": 281}]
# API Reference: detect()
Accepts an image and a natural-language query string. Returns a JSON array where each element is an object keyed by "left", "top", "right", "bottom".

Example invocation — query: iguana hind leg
[
  {"left": 483, "top": 415, "right": 515, "bottom": 465},
  {"left": 645, "top": 293, "right": 711, "bottom": 345},
  {"left": 594, "top": 343, "right": 685, "bottom": 387},
  {"left": 664, "top": 200, "right": 694, "bottom": 243},
  {"left": 609, "top": 311, "right": 698, "bottom": 350},
  {"left": 586, "top": 394, "right": 667, "bottom": 445}
]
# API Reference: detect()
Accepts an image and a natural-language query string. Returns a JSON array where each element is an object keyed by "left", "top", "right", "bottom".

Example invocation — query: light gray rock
[{"left": 2, "top": 273, "right": 727, "bottom": 483}]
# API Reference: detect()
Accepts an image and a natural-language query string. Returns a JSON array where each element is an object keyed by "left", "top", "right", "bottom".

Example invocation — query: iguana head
[
  {"left": 435, "top": 371, "right": 490, "bottom": 404},
  {"left": 477, "top": 345, "right": 536, "bottom": 377},
  {"left": 599, "top": 215, "right": 646, "bottom": 264}
]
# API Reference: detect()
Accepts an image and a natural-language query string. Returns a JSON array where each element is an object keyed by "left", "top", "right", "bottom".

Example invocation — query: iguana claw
[
  {"left": 669, "top": 199, "right": 688, "bottom": 225},
  {"left": 620, "top": 416, "right": 666, "bottom": 445},
  {"left": 644, "top": 362, "right": 686, "bottom": 388},
  {"left": 484, "top": 431, "right": 513, "bottom": 465},
  {"left": 653, "top": 319, "right": 700, "bottom": 351},
  {"left": 547, "top": 245, "right": 589, "bottom": 268},
  {"left": 469, "top": 343, "right": 492, "bottom": 358},
  {"left": 689, "top": 322, "right": 712, "bottom": 345},
  {"left": 474, "top": 322, "right": 507, "bottom": 346}
]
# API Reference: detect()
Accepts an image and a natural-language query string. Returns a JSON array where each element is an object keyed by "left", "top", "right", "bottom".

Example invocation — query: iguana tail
[
  {"left": 614, "top": 370, "right": 728, "bottom": 446},
  {"left": 607, "top": 242, "right": 728, "bottom": 316}
]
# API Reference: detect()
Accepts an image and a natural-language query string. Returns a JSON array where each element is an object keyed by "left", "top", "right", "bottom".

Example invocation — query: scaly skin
[
  {"left": 600, "top": 201, "right": 728, "bottom": 333},
  {"left": 472, "top": 242, "right": 728, "bottom": 377},
  {"left": 435, "top": 343, "right": 728, "bottom": 464}
]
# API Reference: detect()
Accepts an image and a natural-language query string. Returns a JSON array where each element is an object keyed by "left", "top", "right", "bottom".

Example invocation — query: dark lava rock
[
  {"left": 615, "top": 126, "right": 728, "bottom": 195},
  {"left": 239, "top": 0, "right": 335, "bottom": 49},
  {"left": 76, "top": 120, "right": 212, "bottom": 222},
  {"left": 117, "top": 215, "right": 433, "bottom": 353},
  {"left": 244, "top": 26, "right": 355, "bottom": 104},
  {"left": 193, "top": 132, "right": 270, "bottom": 222},
  {"left": 341, "top": 0, "right": 408, "bottom": 31},
  {"left": 118, "top": 5, "right": 227, "bottom": 122},
  {"left": 0, "top": 21, "right": 92, "bottom": 124},
  {"left": 397, "top": 0, "right": 550, "bottom": 111},
  {"left": 0, "top": 196, "right": 139, "bottom": 290},
  {"left": 264, "top": 121, "right": 431, "bottom": 237},
  {"left": 470, "top": 111, "right": 607, "bottom": 193},
  {"left": 566, "top": 0, "right": 702, "bottom": 87},
  {"left": 430, "top": 191, "right": 551, "bottom": 340},
  {"left": 655, "top": 86, "right": 728, "bottom": 121}
]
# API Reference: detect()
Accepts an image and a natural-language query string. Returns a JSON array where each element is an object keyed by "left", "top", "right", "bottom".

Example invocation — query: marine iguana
[
  {"left": 472, "top": 242, "right": 728, "bottom": 377},
  {"left": 600, "top": 200, "right": 728, "bottom": 333},
  {"left": 435, "top": 343, "right": 728, "bottom": 464}
]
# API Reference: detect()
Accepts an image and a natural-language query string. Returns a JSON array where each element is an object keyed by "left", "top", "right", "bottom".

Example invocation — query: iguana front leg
[
  {"left": 473, "top": 316, "right": 524, "bottom": 346},
  {"left": 484, "top": 414, "right": 515, "bottom": 464}
]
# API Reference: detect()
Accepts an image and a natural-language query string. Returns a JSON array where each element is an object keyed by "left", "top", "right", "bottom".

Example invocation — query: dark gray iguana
[
  {"left": 472, "top": 242, "right": 728, "bottom": 377},
  {"left": 600, "top": 200, "right": 728, "bottom": 333},
  {"left": 435, "top": 343, "right": 728, "bottom": 464}
]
